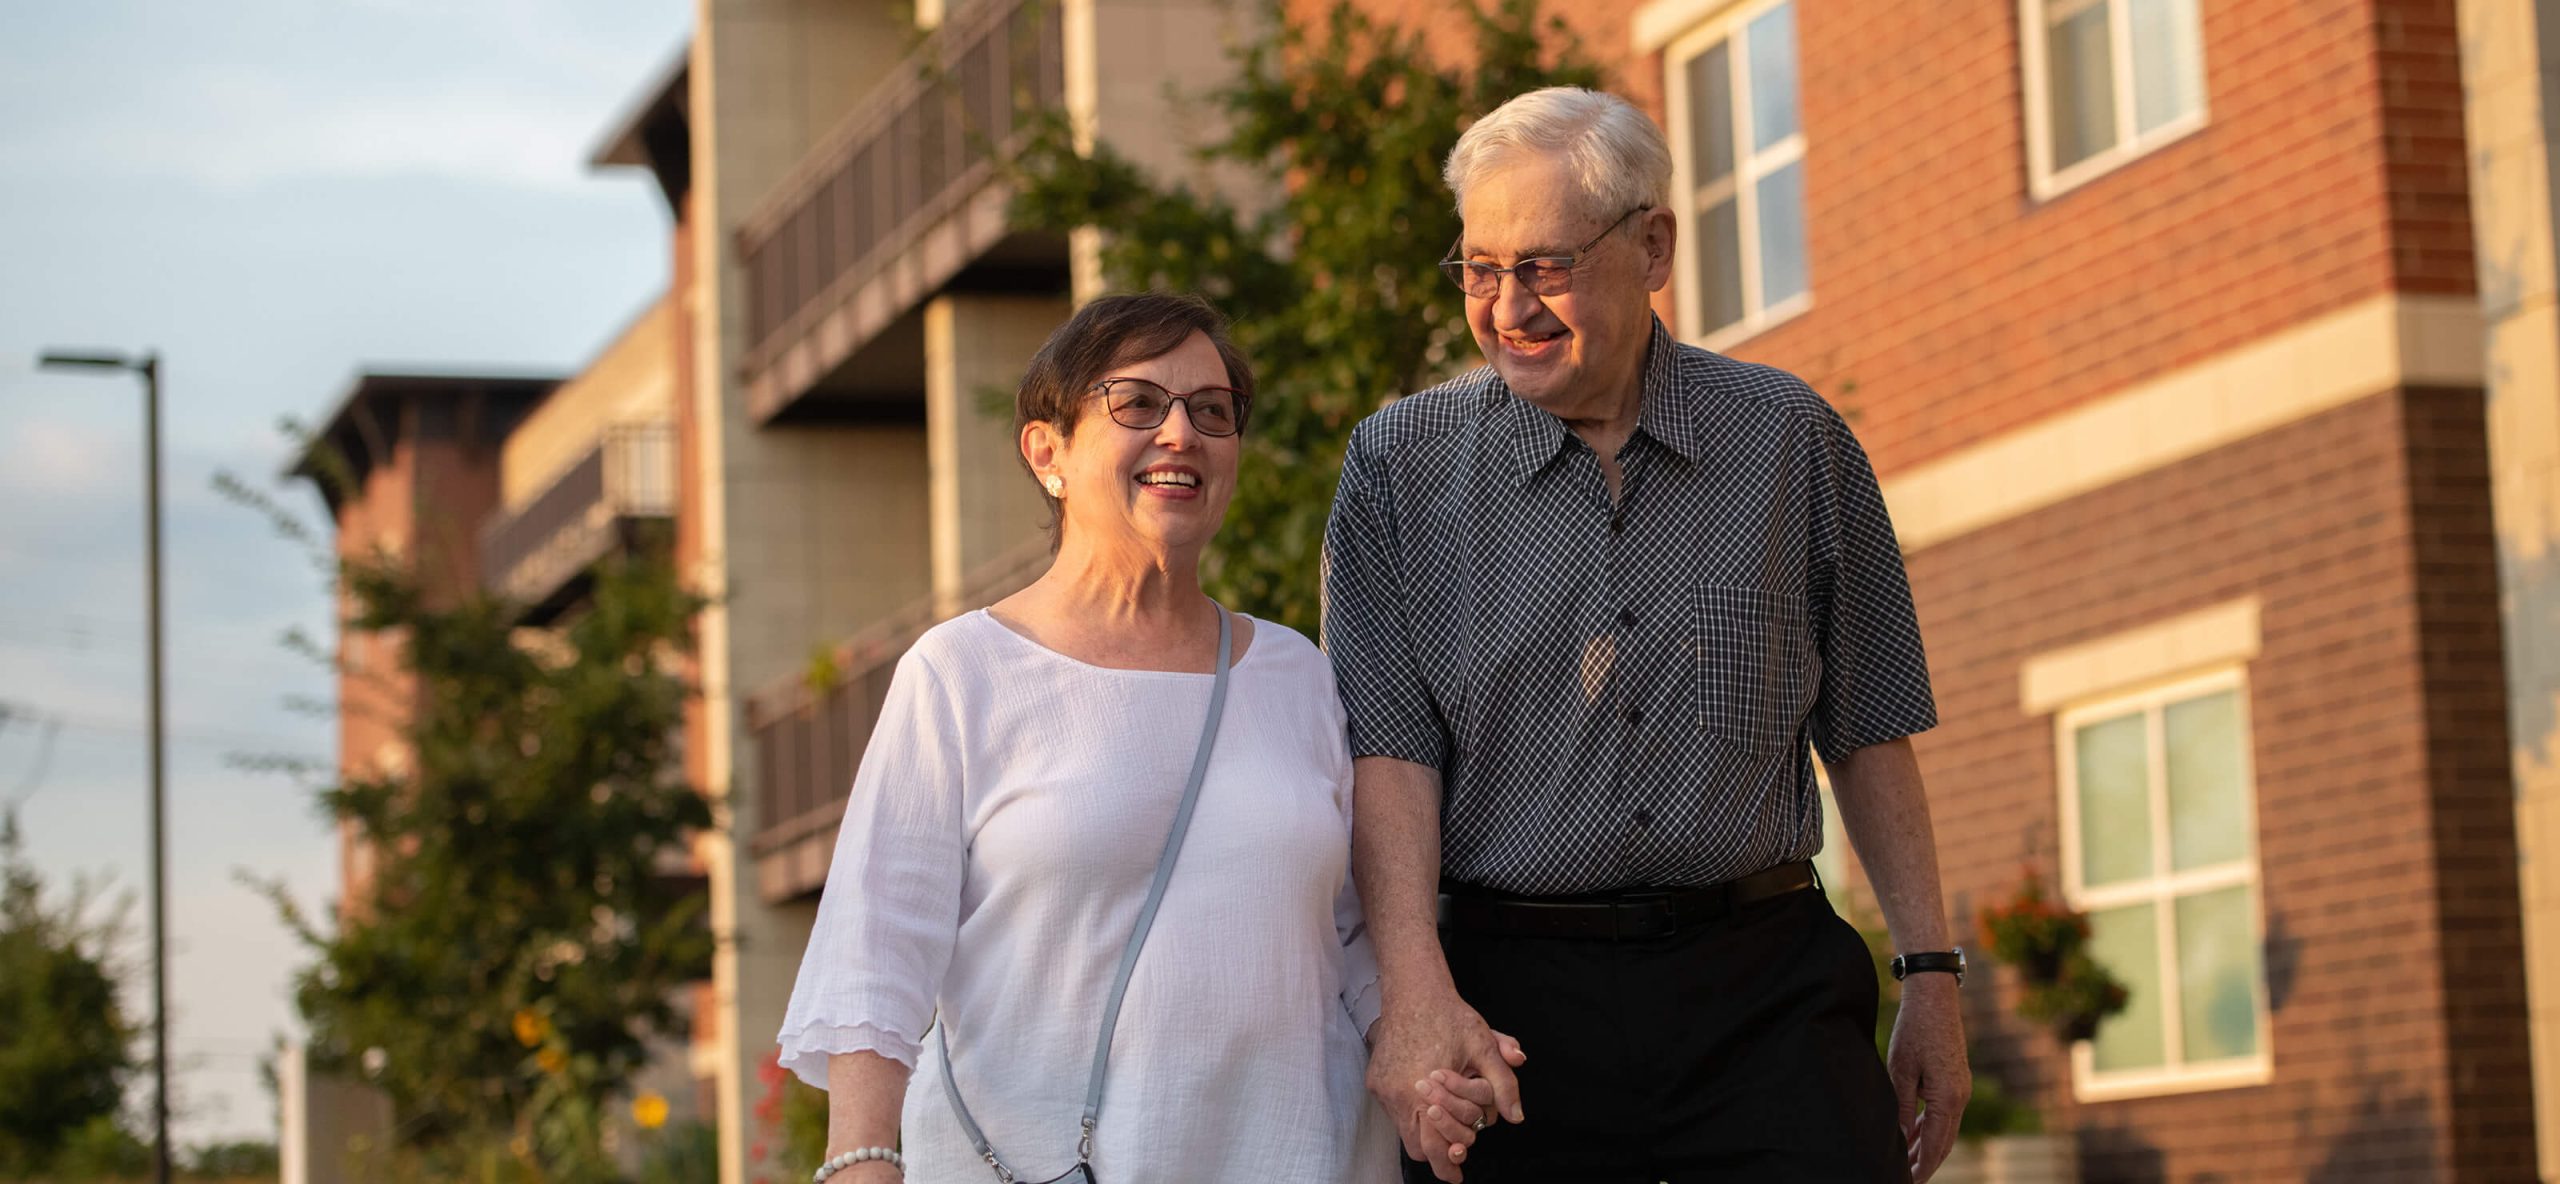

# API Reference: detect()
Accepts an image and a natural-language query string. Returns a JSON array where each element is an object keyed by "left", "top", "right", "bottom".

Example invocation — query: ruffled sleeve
[{"left": 773, "top": 646, "right": 969, "bottom": 1087}]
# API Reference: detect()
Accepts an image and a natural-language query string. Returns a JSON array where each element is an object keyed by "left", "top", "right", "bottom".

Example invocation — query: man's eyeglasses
[
  {"left": 1439, "top": 205, "right": 1651, "bottom": 299},
  {"left": 1084, "top": 378, "right": 1249, "bottom": 437}
]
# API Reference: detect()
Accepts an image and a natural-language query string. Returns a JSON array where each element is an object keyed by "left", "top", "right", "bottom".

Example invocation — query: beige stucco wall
[
  {"left": 927, "top": 292, "right": 1068, "bottom": 614},
  {"left": 689, "top": 2, "right": 935, "bottom": 1180},
  {"left": 500, "top": 296, "right": 679, "bottom": 509},
  {"left": 1065, "top": 0, "right": 1267, "bottom": 299},
  {"left": 2458, "top": 1, "right": 2560, "bottom": 1176}
]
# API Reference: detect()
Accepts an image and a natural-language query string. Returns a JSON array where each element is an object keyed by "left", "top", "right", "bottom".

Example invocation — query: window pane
[
  {"left": 2075, "top": 712, "right": 2152, "bottom": 887},
  {"left": 2089, "top": 901, "right": 2165, "bottom": 1072},
  {"left": 1688, "top": 43, "right": 1735, "bottom": 186},
  {"left": 2176, "top": 885, "right": 2263, "bottom": 1062},
  {"left": 2128, "top": 0, "right": 2205, "bottom": 135},
  {"left": 2166, "top": 690, "right": 2249, "bottom": 871},
  {"left": 1755, "top": 161, "right": 1808, "bottom": 308},
  {"left": 1747, "top": 2, "right": 1800, "bottom": 151},
  {"left": 1697, "top": 195, "right": 1744, "bottom": 334},
  {"left": 2046, "top": 2, "right": 2119, "bottom": 170}
]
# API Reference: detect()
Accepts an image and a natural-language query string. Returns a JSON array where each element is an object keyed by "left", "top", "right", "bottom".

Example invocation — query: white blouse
[{"left": 776, "top": 610, "right": 1399, "bottom": 1183}]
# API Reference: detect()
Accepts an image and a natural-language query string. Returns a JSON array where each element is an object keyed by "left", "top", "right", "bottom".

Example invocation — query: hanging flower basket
[{"left": 1976, "top": 867, "right": 2131, "bottom": 1045}]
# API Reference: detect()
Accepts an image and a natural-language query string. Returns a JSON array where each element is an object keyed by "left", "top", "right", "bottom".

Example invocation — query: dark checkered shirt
[{"left": 1321, "top": 316, "right": 1938, "bottom": 896}]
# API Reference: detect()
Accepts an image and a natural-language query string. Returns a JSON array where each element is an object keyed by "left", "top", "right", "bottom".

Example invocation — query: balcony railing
[
  {"left": 734, "top": 0, "right": 1065, "bottom": 415},
  {"left": 745, "top": 537, "right": 1052, "bottom": 903},
  {"left": 481, "top": 423, "right": 677, "bottom": 614}
]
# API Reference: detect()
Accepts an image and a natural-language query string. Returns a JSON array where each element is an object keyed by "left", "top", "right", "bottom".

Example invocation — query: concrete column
[
  {"left": 2458, "top": 2, "right": 2560, "bottom": 1175},
  {"left": 692, "top": 2, "right": 931, "bottom": 1182},
  {"left": 1061, "top": 0, "right": 1268, "bottom": 303},
  {"left": 926, "top": 293, "right": 1071, "bottom": 615}
]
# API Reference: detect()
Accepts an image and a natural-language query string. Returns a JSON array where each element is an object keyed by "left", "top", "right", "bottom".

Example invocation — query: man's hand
[
  {"left": 1887, "top": 975, "right": 1969, "bottom": 1182},
  {"left": 1366, "top": 992, "right": 1526, "bottom": 1181}
]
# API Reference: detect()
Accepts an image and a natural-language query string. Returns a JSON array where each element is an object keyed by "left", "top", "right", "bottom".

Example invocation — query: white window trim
[
  {"left": 2055, "top": 665, "right": 2274, "bottom": 1101},
  {"left": 2018, "top": 0, "right": 2211, "bottom": 202},
  {"left": 1664, "top": 0, "right": 1813, "bottom": 349}
]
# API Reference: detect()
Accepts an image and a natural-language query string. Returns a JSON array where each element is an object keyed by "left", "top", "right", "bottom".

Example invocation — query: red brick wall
[
  {"left": 327, "top": 392, "right": 510, "bottom": 911},
  {"left": 1304, "top": 0, "right": 2474, "bottom": 475},
  {"left": 1901, "top": 388, "right": 2524, "bottom": 1181},
  {"left": 2401, "top": 387, "right": 2533, "bottom": 1180}
]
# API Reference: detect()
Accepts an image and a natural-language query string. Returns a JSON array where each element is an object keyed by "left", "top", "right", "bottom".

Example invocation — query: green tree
[
  {"left": 185, "top": 1138, "right": 282, "bottom": 1177},
  {"left": 0, "top": 809, "right": 140, "bottom": 1176},
  {"left": 225, "top": 476, "right": 715, "bottom": 1179},
  {"left": 1008, "top": 0, "right": 1603, "bottom": 633}
]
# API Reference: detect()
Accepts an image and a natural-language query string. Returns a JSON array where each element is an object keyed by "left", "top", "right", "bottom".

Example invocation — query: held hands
[
  {"left": 1365, "top": 993, "right": 1527, "bottom": 1183},
  {"left": 1888, "top": 974, "right": 1971, "bottom": 1183}
]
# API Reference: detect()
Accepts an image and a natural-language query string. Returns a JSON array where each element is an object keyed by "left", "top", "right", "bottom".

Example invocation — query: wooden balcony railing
[
  {"left": 734, "top": 0, "right": 1065, "bottom": 414},
  {"left": 745, "top": 538, "right": 1053, "bottom": 903},
  {"left": 481, "top": 423, "right": 677, "bottom": 614}
]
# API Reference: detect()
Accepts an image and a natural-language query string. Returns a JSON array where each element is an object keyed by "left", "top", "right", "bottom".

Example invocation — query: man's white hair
[{"left": 1444, "top": 87, "right": 1673, "bottom": 220}]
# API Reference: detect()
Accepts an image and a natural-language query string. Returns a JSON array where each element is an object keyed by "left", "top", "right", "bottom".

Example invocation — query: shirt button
[
  {"left": 1624, "top": 705, "right": 1645, "bottom": 726},
  {"left": 1610, "top": 511, "right": 1626, "bottom": 534},
  {"left": 1633, "top": 809, "right": 1654, "bottom": 827},
  {"left": 1617, "top": 608, "right": 1637, "bottom": 629}
]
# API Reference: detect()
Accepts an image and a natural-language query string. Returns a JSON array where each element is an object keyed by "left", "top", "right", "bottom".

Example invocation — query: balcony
[
  {"left": 481, "top": 423, "right": 677, "bottom": 619},
  {"left": 735, "top": 0, "right": 1067, "bottom": 424},
  {"left": 745, "top": 538, "right": 1051, "bottom": 903}
]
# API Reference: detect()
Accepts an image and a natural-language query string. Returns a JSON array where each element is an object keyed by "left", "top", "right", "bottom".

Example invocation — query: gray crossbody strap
[{"left": 938, "top": 606, "right": 1233, "bottom": 1183}]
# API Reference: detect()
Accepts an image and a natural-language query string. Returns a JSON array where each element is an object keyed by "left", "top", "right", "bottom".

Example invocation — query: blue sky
[{"left": 0, "top": 0, "right": 689, "bottom": 1146}]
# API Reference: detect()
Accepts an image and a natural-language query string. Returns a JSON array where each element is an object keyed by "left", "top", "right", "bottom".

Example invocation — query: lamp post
[{"left": 37, "top": 348, "right": 169, "bottom": 1184}]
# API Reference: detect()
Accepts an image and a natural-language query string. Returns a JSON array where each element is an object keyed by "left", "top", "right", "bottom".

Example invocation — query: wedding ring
[{"left": 1472, "top": 1117, "right": 1489, "bottom": 1133}]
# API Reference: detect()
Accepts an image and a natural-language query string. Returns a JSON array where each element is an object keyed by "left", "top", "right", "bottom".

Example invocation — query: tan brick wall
[{"left": 1903, "top": 388, "right": 2526, "bottom": 1180}]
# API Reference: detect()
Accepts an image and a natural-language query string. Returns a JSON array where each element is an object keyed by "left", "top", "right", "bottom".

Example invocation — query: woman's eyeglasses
[{"left": 1084, "top": 378, "right": 1249, "bottom": 437}]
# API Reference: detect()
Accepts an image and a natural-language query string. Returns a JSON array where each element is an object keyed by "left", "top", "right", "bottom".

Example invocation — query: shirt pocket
[{"left": 1688, "top": 584, "right": 1814, "bottom": 756}]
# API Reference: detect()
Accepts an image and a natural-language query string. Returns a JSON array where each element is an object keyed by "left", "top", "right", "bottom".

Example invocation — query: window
[
  {"left": 2022, "top": 0, "right": 2208, "bottom": 197},
  {"left": 2059, "top": 668, "right": 2271, "bottom": 1098},
  {"left": 1665, "top": 0, "right": 1808, "bottom": 345}
]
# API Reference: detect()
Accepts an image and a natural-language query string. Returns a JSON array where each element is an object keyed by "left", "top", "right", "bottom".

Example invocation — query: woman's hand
[{"left": 1408, "top": 1030, "right": 1526, "bottom": 1171}]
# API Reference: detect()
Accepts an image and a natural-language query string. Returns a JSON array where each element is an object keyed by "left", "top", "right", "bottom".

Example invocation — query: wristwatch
[{"left": 1890, "top": 948, "right": 1966, "bottom": 985}]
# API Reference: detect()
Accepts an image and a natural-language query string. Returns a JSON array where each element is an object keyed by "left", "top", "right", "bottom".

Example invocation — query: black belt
[{"left": 1437, "top": 860, "right": 1821, "bottom": 942}]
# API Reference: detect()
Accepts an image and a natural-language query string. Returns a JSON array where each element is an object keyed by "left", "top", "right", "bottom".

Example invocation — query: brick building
[{"left": 1282, "top": 0, "right": 2543, "bottom": 1177}]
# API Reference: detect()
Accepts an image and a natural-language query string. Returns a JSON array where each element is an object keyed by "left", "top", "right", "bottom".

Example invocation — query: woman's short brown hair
[{"left": 1015, "top": 292, "right": 1255, "bottom": 539}]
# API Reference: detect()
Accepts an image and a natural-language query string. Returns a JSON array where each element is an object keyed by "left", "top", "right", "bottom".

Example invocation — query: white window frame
[
  {"left": 1663, "top": 0, "right": 1812, "bottom": 349},
  {"left": 2056, "top": 666, "right": 2273, "bottom": 1100},
  {"left": 2019, "top": 0, "right": 2211, "bottom": 201}
]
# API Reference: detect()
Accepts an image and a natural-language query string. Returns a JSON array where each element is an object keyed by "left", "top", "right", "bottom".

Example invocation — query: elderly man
[{"left": 1324, "top": 87, "right": 1970, "bottom": 1183}]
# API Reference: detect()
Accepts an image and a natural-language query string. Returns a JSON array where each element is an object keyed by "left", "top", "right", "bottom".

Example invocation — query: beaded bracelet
[{"left": 813, "top": 1147, "right": 903, "bottom": 1183}]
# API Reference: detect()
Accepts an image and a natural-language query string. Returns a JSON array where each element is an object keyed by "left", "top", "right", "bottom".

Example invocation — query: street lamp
[{"left": 37, "top": 348, "right": 169, "bottom": 1184}]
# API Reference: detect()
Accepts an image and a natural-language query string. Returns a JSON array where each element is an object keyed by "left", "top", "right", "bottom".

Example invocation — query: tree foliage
[
  {"left": 0, "top": 809, "right": 138, "bottom": 1177},
  {"left": 1008, "top": 0, "right": 1603, "bottom": 633},
  {"left": 250, "top": 535, "right": 713, "bottom": 1177}
]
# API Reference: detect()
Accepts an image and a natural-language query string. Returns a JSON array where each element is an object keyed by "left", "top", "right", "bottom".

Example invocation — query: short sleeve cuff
[
  {"left": 1810, "top": 702, "right": 1939, "bottom": 767},
  {"left": 1343, "top": 716, "right": 1447, "bottom": 770},
  {"left": 1342, "top": 975, "right": 1383, "bottom": 1037},
  {"left": 775, "top": 1020, "right": 919, "bottom": 1089}
]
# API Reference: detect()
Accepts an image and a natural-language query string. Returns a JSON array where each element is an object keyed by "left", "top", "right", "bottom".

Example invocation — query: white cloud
[
  {"left": 0, "top": 417, "right": 123, "bottom": 500},
  {"left": 1, "top": 62, "right": 613, "bottom": 193}
]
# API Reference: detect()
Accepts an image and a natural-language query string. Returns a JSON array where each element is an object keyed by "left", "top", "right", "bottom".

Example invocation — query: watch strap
[{"left": 1893, "top": 949, "right": 1965, "bottom": 982}]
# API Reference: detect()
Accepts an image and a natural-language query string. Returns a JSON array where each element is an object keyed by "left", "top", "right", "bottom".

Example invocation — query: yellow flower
[
  {"left": 512, "top": 1009, "right": 548, "bottom": 1048},
  {"left": 632, "top": 1091, "right": 670, "bottom": 1130},
  {"left": 537, "top": 1047, "right": 568, "bottom": 1075}
]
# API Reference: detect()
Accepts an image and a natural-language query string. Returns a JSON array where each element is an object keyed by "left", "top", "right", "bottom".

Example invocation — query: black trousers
[{"left": 1402, "top": 887, "right": 1907, "bottom": 1184}]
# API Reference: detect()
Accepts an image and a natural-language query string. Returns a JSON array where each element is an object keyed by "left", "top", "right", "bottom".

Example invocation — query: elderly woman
[{"left": 775, "top": 294, "right": 1499, "bottom": 1184}]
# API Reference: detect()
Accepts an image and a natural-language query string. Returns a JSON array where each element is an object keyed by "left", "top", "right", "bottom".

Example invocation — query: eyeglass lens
[{"left": 1100, "top": 380, "right": 1243, "bottom": 436}]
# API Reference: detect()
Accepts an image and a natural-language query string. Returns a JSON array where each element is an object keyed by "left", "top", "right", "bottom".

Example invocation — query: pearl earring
[{"left": 1043, "top": 475, "right": 1064, "bottom": 497}]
